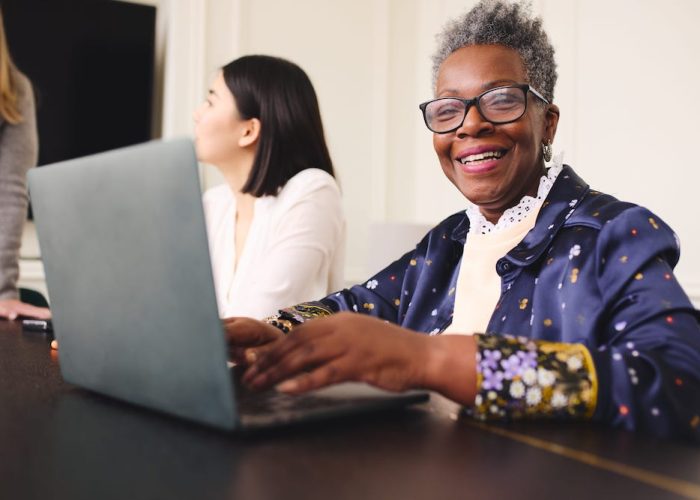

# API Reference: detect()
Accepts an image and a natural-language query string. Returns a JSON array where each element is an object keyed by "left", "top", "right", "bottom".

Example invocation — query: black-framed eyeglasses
[{"left": 419, "top": 84, "right": 549, "bottom": 134}]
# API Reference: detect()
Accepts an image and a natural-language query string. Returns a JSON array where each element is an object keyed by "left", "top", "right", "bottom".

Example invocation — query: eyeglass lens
[{"left": 424, "top": 86, "right": 527, "bottom": 133}]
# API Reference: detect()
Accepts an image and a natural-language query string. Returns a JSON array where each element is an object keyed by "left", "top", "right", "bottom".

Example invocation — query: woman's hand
[
  {"left": 223, "top": 317, "right": 285, "bottom": 364},
  {"left": 242, "top": 312, "right": 479, "bottom": 405},
  {"left": 239, "top": 312, "right": 433, "bottom": 393},
  {"left": 0, "top": 299, "right": 51, "bottom": 321}
]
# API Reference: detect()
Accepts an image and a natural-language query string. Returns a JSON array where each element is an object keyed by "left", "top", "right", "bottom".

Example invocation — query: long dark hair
[
  {"left": 0, "top": 6, "right": 23, "bottom": 124},
  {"left": 222, "top": 55, "right": 335, "bottom": 197}
]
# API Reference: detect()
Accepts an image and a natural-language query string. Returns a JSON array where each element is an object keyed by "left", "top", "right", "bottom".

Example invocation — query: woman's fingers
[
  {"left": 242, "top": 320, "right": 333, "bottom": 375},
  {"left": 229, "top": 346, "right": 254, "bottom": 364},
  {"left": 243, "top": 329, "right": 345, "bottom": 389},
  {"left": 240, "top": 312, "right": 432, "bottom": 394},
  {"left": 16, "top": 303, "right": 52, "bottom": 320},
  {"left": 276, "top": 359, "right": 349, "bottom": 394},
  {"left": 0, "top": 300, "right": 51, "bottom": 320},
  {"left": 223, "top": 317, "right": 283, "bottom": 349},
  {"left": 0, "top": 304, "right": 12, "bottom": 320}
]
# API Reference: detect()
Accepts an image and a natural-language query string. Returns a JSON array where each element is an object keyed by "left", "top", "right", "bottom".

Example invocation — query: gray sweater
[{"left": 0, "top": 70, "right": 38, "bottom": 300}]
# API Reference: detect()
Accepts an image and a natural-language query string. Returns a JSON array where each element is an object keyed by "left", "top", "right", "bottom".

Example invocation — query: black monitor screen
[{"left": 3, "top": 0, "right": 156, "bottom": 166}]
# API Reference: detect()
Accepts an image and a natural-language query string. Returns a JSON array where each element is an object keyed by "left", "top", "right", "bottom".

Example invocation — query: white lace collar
[{"left": 465, "top": 153, "right": 564, "bottom": 234}]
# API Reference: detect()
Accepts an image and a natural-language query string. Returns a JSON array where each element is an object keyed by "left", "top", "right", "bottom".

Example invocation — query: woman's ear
[
  {"left": 543, "top": 103, "right": 560, "bottom": 143},
  {"left": 238, "top": 118, "right": 261, "bottom": 148}
]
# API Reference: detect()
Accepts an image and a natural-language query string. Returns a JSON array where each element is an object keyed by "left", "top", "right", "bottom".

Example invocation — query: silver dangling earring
[{"left": 542, "top": 141, "right": 553, "bottom": 163}]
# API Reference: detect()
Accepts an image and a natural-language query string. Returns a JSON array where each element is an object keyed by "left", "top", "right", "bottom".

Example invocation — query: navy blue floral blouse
[{"left": 269, "top": 166, "right": 700, "bottom": 441}]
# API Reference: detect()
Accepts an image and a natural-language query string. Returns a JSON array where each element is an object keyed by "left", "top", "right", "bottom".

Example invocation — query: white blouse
[{"left": 203, "top": 168, "right": 345, "bottom": 319}]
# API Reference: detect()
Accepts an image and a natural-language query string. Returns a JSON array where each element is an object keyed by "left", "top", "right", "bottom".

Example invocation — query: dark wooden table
[{"left": 2, "top": 320, "right": 699, "bottom": 500}]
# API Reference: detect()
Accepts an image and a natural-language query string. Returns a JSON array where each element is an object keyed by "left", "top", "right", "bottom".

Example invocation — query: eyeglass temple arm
[{"left": 529, "top": 86, "right": 550, "bottom": 104}]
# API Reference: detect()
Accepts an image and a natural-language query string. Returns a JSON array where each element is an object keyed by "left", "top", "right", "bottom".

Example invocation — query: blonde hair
[{"left": 0, "top": 7, "right": 22, "bottom": 124}]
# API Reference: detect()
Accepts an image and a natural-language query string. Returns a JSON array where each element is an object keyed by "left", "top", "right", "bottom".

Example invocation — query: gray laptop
[{"left": 28, "top": 138, "right": 428, "bottom": 431}]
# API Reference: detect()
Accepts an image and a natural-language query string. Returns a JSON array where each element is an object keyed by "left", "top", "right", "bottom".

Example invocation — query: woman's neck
[
  {"left": 222, "top": 163, "right": 252, "bottom": 193},
  {"left": 216, "top": 151, "right": 256, "bottom": 199},
  {"left": 229, "top": 164, "right": 256, "bottom": 216},
  {"left": 234, "top": 190, "right": 256, "bottom": 216}
]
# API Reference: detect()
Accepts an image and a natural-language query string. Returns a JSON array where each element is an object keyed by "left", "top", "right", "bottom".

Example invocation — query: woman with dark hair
[
  {"left": 223, "top": 1, "right": 700, "bottom": 441},
  {"left": 0, "top": 7, "right": 50, "bottom": 320},
  {"left": 193, "top": 55, "right": 344, "bottom": 319}
]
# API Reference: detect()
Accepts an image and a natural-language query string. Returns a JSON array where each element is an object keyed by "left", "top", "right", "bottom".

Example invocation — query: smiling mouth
[{"left": 457, "top": 149, "right": 507, "bottom": 165}]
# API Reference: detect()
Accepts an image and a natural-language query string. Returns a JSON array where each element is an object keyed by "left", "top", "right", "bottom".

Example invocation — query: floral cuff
[
  {"left": 466, "top": 334, "right": 598, "bottom": 421},
  {"left": 263, "top": 301, "right": 335, "bottom": 334}
]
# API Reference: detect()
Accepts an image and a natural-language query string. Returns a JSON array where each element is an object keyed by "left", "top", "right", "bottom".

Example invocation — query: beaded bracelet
[
  {"left": 263, "top": 301, "right": 335, "bottom": 334},
  {"left": 266, "top": 317, "right": 294, "bottom": 334}
]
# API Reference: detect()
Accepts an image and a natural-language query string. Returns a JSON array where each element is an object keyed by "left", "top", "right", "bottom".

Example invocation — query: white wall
[
  {"left": 551, "top": 0, "right": 700, "bottom": 301},
  {"left": 152, "top": 0, "right": 700, "bottom": 302},
  {"left": 20, "top": 0, "right": 700, "bottom": 305},
  {"left": 565, "top": 0, "right": 700, "bottom": 302}
]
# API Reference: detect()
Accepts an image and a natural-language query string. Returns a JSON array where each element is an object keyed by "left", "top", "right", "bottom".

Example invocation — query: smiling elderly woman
[{"left": 224, "top": 0, "right": 700, "bottom": 441}]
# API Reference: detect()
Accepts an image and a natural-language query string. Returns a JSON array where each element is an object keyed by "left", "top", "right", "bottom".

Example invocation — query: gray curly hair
[{"left": 432, "top": 0, "right": 557, "bottom": 102}]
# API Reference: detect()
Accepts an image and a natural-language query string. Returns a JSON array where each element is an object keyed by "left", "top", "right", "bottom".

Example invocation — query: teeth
[{"left": 459, "top": 150, "right": 504, "bottom": 164}]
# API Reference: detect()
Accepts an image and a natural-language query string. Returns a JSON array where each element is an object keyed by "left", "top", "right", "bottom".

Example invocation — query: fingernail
[
  {"left": 50, "top": 340, "right": 58, "bottom": 350},
  {"left": 245, "top": 349, "right": 257, "bottom": 363},
  {"left": 276, "top": 380, "right": 298, "bottom": 393},
  {"left": 9, "top": 312, "right": 17, "bottom": 320}
]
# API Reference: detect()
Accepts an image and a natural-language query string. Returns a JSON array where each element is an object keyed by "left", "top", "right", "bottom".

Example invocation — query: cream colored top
[
  {"left": 203, "top": 168, "right": 345, "bottom": 319},
  {"left": 444, "top": 208, "right": 541, "bottom": 335}
]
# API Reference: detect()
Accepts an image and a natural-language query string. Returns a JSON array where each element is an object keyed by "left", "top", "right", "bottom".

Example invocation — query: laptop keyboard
[
  {"left": 229, "top": 366, "right": 428, "bottom": 427},
  {"left": 231, "top": 364, "right": 350, "bottom": 415},
  {"left": 237, "top": 388, "right": 346, "bottom": 415}
]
